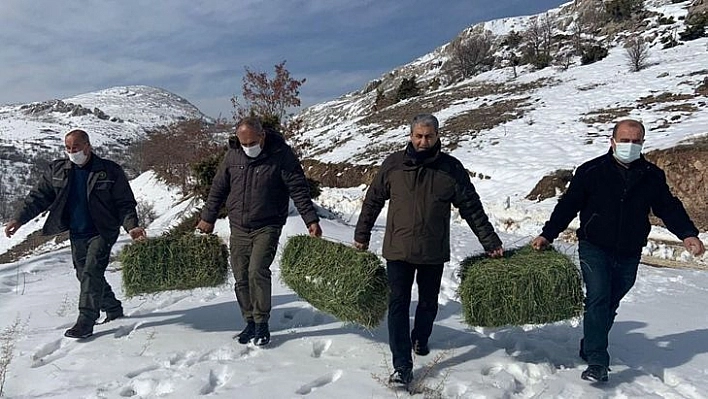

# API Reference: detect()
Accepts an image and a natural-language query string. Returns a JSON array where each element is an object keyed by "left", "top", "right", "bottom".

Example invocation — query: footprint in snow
[
  {"left": 31, "top": 338, "right": 70, "bottom": 368},
  {"left": 295, "top": 370, "right": 343, "bottom": 395},
  {"left": 311, "top": 339, "right": 332, "bottom": 358}
]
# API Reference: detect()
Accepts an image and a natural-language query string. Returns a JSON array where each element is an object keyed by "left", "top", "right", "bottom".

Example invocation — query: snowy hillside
[{"left": 0, "top": 85, "right": 207, "bottom": 214}]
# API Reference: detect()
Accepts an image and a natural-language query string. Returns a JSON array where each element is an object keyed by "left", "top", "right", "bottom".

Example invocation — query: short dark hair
[
  {"left": 65, "top": 129, "right": 91, "bottom": 145},
  {"left": 237, "top": 116, "right": 265, "bottom": 135},
  {"left": 410, "top": 113, "right": 439, "bottom": 133},
  {"left": 612, "top": 119, "right": 645, "bottom": 138}
]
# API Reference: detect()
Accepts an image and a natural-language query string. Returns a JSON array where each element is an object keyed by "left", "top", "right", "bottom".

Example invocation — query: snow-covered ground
[{"left": 1, "top": 170, "right": 707, "bottom": 398}]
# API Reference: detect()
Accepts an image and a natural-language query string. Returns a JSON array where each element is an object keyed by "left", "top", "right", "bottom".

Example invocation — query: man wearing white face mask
[
  {"left": 197, "top": 116, "right": 322, "bottom": 346},
  {"left": 5, "top": 129, "right": 146, "bottom": 339},
  {"left": 532, "top": 119, "right": 704, "bottom": 383}
]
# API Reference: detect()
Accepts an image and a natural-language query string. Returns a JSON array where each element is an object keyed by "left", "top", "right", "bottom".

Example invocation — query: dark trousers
[
  {"left": 71, "top": 235, "right": 121, "bottom": 324},
  {"left": 386, "top": 260, "right": 444, "bottom": 370},
  {"left": 229, "top": 226, "right": 282, "bottom": 324},
  {"left": 578, "top": 240, "right": 640, "bottom": 367}
]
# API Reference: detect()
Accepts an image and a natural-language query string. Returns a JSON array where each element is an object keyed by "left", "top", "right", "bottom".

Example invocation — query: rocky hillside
[{"left": 292, "top": 0, "right": 708, "bottom": 230}]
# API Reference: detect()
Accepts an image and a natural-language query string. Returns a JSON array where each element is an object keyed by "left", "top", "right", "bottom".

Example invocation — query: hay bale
[
  {"left": 458, "top": 245, "right": 583, "bottom": 327},
  {"left": 120, "top": 233, "right": 229, "bottom": 297},
  {"left": 280, "top": 235, "right": 388, "bottom": 329}
]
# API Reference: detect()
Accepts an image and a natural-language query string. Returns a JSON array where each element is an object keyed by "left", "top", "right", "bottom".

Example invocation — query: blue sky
[{"left": 0, "top": 0, "right": 568, "bottom": 119}]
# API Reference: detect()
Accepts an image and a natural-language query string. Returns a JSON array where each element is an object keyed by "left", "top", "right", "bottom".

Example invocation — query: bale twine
[
  {"left": 458, "top": 245, "right": 583, "bottom": 327},
  {"left": 280, "top": 235, "right": 388, "bottom": 329},
  {"left": 121, "top": 233, "right": 229, "bottom": 297}
]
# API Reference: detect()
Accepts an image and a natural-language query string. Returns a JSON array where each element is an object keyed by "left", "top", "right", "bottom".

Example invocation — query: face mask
[
  {"left": 613, "top": 141, "right": 642, "bottom": 163},
  {"left": 242, "top": 143, "right": 262, "bottom": 158},
  {"left": 67, "top": 150, "right": 88, "bottom": 165}
]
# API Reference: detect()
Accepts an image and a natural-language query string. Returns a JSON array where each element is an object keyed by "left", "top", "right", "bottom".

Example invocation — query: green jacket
[
  {"left": 355, "top": 142, "right": 501, "bottom": 264},
  {"left": 13, "top": 154, "right": 139, "bottom": 243}
]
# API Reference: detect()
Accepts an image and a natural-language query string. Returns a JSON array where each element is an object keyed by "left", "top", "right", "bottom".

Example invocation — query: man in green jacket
[
  {"left": 197, "top": 116, "right": 322, "bottom": 346},
  {"left": 5, "top": 129, "right": 146, "bottom": 339},
  {"left": 354, "top": 113, "right": 503, "bottom": 386}
]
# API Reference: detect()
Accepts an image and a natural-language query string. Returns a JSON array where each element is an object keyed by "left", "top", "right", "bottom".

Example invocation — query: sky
[{"left": 0, "top": 0, "right": 567, "bottom": 119}]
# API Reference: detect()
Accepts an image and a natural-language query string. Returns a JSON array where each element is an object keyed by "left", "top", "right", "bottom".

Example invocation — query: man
[
  {"left": 532, "top": 119, "right": 705, "bottom": 383},
  {"left": 354, "top": 113, "right": 504, "bottom": 386},
  {"left": 5, "top": 129, "right": 146, "bottom": 339},
  {"left": 197, "top": 116, "right": 322, "bottom": 346}
]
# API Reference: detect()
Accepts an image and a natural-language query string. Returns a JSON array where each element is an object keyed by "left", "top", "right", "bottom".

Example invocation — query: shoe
[
  {"left": 581, "top": 365, "right": 609, "bottom": 382},
  {"left": 100, "top": 308, "right": 125, "bottom": 324},
  {"left": 236, "top": 321, "right": 256, "bottom": 344},
  {"left": 412, "top": 339, "right": 430, "bottom": 356},
  {"left": 254, "top": 322, "right": 270, "bottom": 346},
  {"left": 64, "top": 320, "right": 94, "bottom": 339},
  {"left": 579, "top": 338, "right": 587, "bottom": 362},
  {"left": 389, "top": 367, "right": 413, "bottom": 385}
]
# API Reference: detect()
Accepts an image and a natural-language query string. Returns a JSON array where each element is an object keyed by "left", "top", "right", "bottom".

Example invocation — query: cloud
[{"left": 0, "top": 0, "right": 569, "bottom": 118}]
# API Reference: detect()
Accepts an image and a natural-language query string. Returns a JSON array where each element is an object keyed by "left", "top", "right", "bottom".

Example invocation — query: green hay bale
[
  {"left": 120, "top": 233, "right": 229, "bottom": 297},
  {"left": 458, "top": 245, "right": 584, "bottom": 327},
  {"left": 280, "top": 235, "right": 388, "bottom": 329}
]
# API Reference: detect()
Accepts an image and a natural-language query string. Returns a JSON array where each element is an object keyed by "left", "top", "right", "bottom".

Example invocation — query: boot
[
  {"left": 64, "top": 319, "right": 94, "bottom": 339},
  {"left": 236, "top": 321, "right": 256, "bottom": 344},
  {"left": 254, "top": 322, "right": 270, "bottom": 346},
  {"left": 389, "top": 367, "right": 413, "bottom": 385},
  {"left": 581, "top": 365, "right": 608, "bottom": 382}
]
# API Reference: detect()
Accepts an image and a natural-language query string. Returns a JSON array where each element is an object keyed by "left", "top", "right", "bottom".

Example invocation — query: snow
[{"left": 1, "top": 163, "right": 708, "bottom": 398}]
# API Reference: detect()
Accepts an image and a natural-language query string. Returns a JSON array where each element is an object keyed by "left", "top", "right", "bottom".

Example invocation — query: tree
[
  {"left": 625, "top": 36, "right": 650, "bottom": 72},
  {"left": 138, "top": 119, "right": 220, "bottom": 193},
  {"left": 395, "top": 77, "right": 420, "bottom": 101},
  {"left": 231, "top": 60, "right": 306, "bottom": 136},
  {"left": 447, "top": 30, "right": 494, "bottom": 80},
  {"left": 605, "top": 0, "right": 644, "bottom": 22},
  {"left": 522, "top": 14, "right": 555, "bottom": 69}
]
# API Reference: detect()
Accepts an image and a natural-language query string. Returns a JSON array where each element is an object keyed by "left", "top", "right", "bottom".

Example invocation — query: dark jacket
[
  {"left": 201, "top": 130, "right": 319, "bottom": 231},
  {"left": 14, "top": 154, "right": 140, "bottom": 243},
  {"left": 355, "top": 142, "right": 502, "bottom": 264},
  {"left": 541, "top": 150, "right": 699, "bottom": 256}
]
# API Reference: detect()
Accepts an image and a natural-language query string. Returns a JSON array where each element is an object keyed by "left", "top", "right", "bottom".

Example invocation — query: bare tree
[
  {"left": 447, "top": 30, "right": 494, "bottom": 80},
  {"left": 523, "top": 13, "right": 556, "bottom": 69},
  {"left": 625, "top": 36, "right": 650, "bottom": 72}
]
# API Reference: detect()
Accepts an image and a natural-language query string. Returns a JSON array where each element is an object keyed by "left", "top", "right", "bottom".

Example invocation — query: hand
[
  {"left": 129, "top": 227, "right": 147, "bottom": 241},
  {"left": 487, "top": 247, "right": 504, "bottom": 258},
  {"left": 531, "top": 236, "right": 550, "bottom": 251},
  {"left": 683, "top": 237, "right": 705, "bottom": 257},
  {"left": 196, "top": 220, "right": 215, "bottom": 234},
  {"left": 4, "top": 220, "right": 22, "bottom": 238},
  {"left": 308, "top": 222, "right": 322, "bottom": 237},
  {"left": 354, "top": 241, "right": 368, "bottom": 251}
]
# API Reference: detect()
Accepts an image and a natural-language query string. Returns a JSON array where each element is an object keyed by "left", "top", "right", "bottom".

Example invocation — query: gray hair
[
  {"left": 237, "top": 116, "right": 265, "bottom": 135},
  {"left": 410, "top": 113, "right": 439, "bottom": 133},
  {"left": 65, "top": 129, "right": 91, "bottom": 145}
]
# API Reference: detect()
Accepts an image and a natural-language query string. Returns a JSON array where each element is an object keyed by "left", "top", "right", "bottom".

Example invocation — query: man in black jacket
[
  {"left": 354, "top": 113, "right": 503, "bottom": 386},
  {"left": 5, "top": 129, "right": 146, "bottom": 339},
  {"left": 197, "top": 116, "right": 322, "bottom": 346},
  {"left": 532, "top": 119, "right": 704, "bottom": 382}
]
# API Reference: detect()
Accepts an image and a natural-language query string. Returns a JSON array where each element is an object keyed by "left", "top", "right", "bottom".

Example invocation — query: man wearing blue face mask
[
  {"left": 197, "top": 116, "right": 322, "bottom": 347},
  {"left": 532, "top": 119, "right": 704, "bottom": 383}
]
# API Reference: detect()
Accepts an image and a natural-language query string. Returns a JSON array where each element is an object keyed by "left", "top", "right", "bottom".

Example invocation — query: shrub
[
  {"left": 395, "top": 77, "right": 420, "bottom": 101},
  {"left": 280, "top": 235, "right": 388, "bottom": 328},
  {"left": 120, "top": 233, "right": 229, "bottom": 297},
  {"left": 604, "top": 0, "right": 644, "bottom": 22},
  {"left": 679, "top": 12, "right": 707, "bottom": 41},
  {"left": 458, "top": 245, "right": 584, "bottom": 327},
  {"left": 581, "top": 45, "right": 609, "bottom": 65},
  {"left": 136, "top": 200, "right": 157, "bottom": 227}
]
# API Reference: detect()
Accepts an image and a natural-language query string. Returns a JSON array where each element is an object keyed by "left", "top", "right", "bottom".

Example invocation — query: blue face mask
[{"left": 613, "top": 141, "right": 642, "bottom": 163}]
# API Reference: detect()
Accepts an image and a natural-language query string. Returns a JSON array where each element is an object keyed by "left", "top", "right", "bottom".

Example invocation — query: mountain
[
  {"left": 0, "top": 85, "right": 207, "bottom": 218},
  {"left": 291, "top": 0, "right": 708, "bottom": 233}
]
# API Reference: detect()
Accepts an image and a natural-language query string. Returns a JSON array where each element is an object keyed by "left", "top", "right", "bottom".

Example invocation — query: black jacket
[
  {"left": 355, "top": 142, "right": 501, "bottom": 264},
  {"left": 541, "top": 150, "right": 698, "bottom": 256},
  {"left": 201, "top": 130, "right": 319, "bottom": 231},
  {"left": 14, "top": 154, "right": 140, "bottom": 243}
]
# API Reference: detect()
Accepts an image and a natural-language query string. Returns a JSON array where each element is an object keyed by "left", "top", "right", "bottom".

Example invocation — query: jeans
[
  {"left": 229, "top": 226, "right": 282, "bottom": 324},
  {"left": 386, "top": 260, "right": 444, "bottom": 370},
  {"left": 578, "top": 240, "right": 640, "bottom": 367},
  {"left": 71, "top": 235, "right": 121, "bottom": 323}
]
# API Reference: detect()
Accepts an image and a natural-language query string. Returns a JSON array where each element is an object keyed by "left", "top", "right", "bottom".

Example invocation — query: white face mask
[
  {"left": 242, "top": 143, "right": 262, "bottom": 158},
  {"left": 613, "top": 141, "right": 642, "bottom": 163},
  {"left": 67, "top": 150, "right": 89, "bottom": 165}
]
